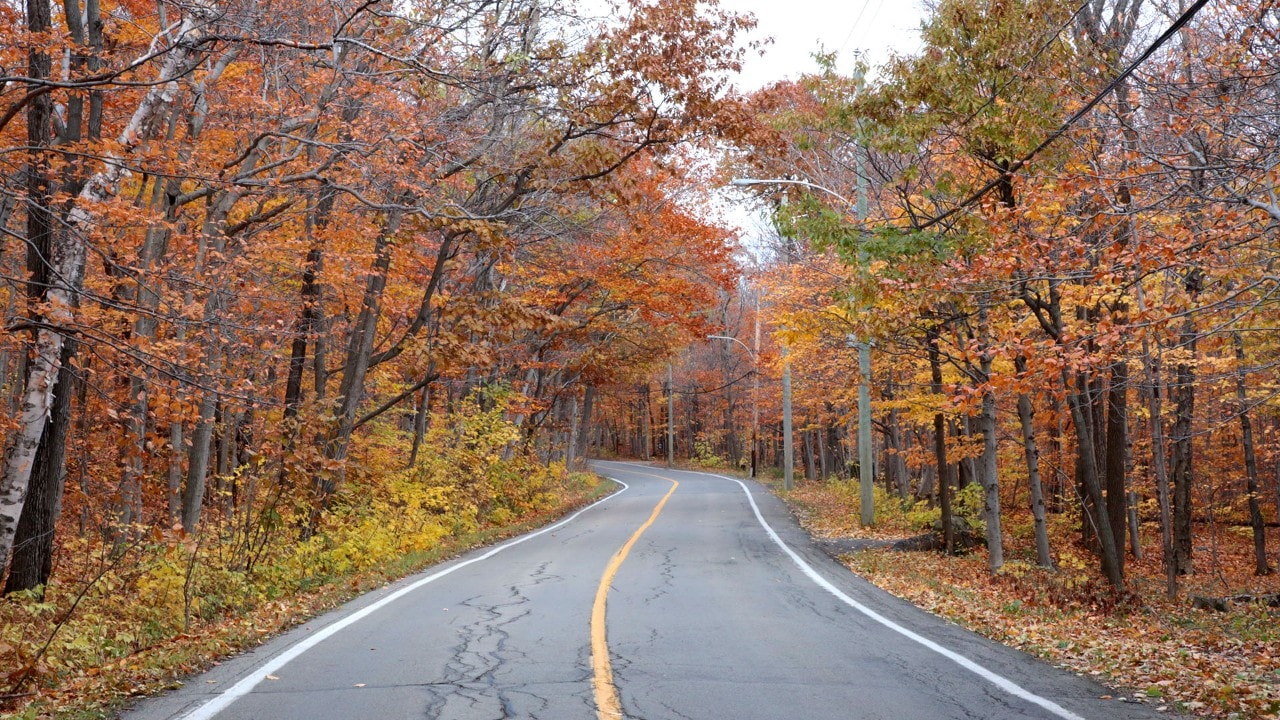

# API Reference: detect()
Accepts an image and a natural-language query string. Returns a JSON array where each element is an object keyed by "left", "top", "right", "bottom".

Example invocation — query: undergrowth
[{"left": 0, "top": 390, "right": 610, "bottom": 719}]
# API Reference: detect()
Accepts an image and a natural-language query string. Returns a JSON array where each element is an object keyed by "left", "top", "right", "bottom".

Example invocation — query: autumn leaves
[
  {"left": 689, "top": 0, "right": 1280, "bottom": 597},
  {"left": 0, "top": 1, "right": 750, "bottom": 598}
]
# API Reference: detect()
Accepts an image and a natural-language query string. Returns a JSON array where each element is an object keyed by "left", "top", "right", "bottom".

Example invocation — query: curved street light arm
[
  {"left": 730, "top": 177, "right": 855, "bottom": 212},
  {"left": 707, "top": 334, "right": 756, "bottom": 361}
]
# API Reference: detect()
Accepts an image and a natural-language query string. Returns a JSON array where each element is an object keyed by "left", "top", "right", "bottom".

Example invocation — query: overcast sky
[
  {"left": 722, "top": 0, "right": 927, "bottom": 91},
  {"left": 701, "top": 0, "right": 928, "bottom": 249}
]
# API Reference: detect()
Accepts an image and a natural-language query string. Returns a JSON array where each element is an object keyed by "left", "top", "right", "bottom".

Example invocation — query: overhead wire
[
  {"left": 940, "top": 0, "right": 1095, "bottom": 139},
  {"left": 836, "top": 0, "right": 878, "bottom": 57},
  {"left": 918, "top": 0, "right": 1214, "bottom": 230},
  {"left": 602, "top": 369, "right": 756, "bottom": 397},
  {"left": 828, "top": 0, "right": 1093, "bottom": 223}
]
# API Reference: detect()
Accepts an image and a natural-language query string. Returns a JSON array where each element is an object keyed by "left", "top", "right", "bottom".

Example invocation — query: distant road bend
[{"left": 124, "top": 461, "right": 1170, "bottom": 720}]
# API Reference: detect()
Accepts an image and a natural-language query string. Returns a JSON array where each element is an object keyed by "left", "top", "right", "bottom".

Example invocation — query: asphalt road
[{"left": 123, "top": 461, "right": 1172, "bottom": 720}]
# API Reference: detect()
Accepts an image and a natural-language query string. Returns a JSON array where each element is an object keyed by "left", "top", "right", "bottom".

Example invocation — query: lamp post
[
  {"left": 708, "top": 334, "right": 759, "bottom": 480},
  {"left": 667, "top": 363, "right": 674, "bottom": 468},
  {"left": 731, "top": 174, "right": 874, "bottom": 524}
]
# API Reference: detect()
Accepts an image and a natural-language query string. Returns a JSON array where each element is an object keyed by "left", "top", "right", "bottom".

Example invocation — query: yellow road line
[{"left": 591, "top": 471, "right": 679, "bottom": 720}]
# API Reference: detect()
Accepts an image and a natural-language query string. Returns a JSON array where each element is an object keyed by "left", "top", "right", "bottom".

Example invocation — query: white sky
[
  {"left": 703, "top": 0, "right": 928, "bottom": 249},
  {"left": 722, "top": 0, "right": 926, "bottom": 91}
]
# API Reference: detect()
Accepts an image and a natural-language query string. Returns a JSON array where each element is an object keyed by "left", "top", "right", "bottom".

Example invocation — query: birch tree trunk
[
  {"left": 3, "top": 341, "right": 75, "bottom": 594},
  {"left": 0, "top": 6, "right": 213, "bottom": 572}
]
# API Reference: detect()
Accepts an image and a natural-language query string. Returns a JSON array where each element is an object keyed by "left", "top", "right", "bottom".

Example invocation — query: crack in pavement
[
  {"left": 422, "top": 576, "right": 545, "bottom": 719},
  {"left": 642, "top": 546, "right": 676, "bottom": 604}
]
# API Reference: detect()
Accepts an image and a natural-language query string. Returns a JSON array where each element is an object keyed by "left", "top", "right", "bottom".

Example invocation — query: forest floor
[
  {"left": 775, "top": 477, "right": 1280, "bottom": 720},
  {"left": 0, "top": 476, "right": 616, "bottom": 720}
]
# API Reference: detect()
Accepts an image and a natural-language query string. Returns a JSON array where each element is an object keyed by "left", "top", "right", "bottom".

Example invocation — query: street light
[
  {"left": 731, "top": 172, "right": 875, "bottom": 525},
  {"left": 708, "top": 334, "right": 759, "bottom": 481},
  {"left": 731, "top": 177, "right": 856, "bottom": 207}
]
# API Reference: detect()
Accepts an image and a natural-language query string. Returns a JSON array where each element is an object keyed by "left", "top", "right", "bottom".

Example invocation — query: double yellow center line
[{"left": 590, "top": 471, "right": 679, "bottom": 719}]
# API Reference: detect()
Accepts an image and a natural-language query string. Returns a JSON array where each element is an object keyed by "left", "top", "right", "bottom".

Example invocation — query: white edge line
[
  {"left": 178, "top": 478, "right": 630, "bottom": 720},
  {"left": 683, "top": 470, "right": 1090, "bottom": 720}
]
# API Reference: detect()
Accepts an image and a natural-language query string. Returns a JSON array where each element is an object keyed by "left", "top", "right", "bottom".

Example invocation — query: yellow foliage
[{"left": 0, "top": 385, "right": 598, "bottom": 717}]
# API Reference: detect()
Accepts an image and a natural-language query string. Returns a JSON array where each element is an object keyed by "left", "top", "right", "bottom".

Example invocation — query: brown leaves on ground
[{"left": 781, "top": 480, "right": 1280, "bottom": 720}]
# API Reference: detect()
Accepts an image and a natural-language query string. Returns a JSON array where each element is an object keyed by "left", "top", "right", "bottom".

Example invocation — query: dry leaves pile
[{"left": 781, "top": 481, "right": 1280, "bottom": 720}]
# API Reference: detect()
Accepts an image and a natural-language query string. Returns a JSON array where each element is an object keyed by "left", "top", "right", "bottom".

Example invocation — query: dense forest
[
  {"left": 600, "top": 0, "right": 1280, "bottom": 593},
  {"left": 2, "top": 0, "right": 1280, "bottom": 715},
  {"left": 0, "top": 0, "right": 755, "bottom": 709}
]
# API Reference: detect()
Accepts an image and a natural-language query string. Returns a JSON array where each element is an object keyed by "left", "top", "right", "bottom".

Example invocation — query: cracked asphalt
[{"left": 121, "top": 461, "right": 1175, "bottom": 720}]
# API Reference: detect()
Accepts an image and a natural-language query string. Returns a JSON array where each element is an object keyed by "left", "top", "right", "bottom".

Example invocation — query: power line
[
  {"left": 837, "top": 0, "right": 878, "bottom": 56},
  {"left": 602, "top": 369, "right": 756, "bottom": 397},
  {"left": 943, "top": 0, "right": 1094, "bottom": 139},
  {"left": 919, "top": 0, "right": 1213, "bottom": 230}
]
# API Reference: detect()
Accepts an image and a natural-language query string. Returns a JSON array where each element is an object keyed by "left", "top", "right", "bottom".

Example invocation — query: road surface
[{"left": 123, "top": 461, "right": 1170, "bottom": 720}]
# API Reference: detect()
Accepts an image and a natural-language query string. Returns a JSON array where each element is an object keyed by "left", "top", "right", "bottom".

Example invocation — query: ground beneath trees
[{"left": 780, "top": 479, "right": 1280, "bottom": 720}]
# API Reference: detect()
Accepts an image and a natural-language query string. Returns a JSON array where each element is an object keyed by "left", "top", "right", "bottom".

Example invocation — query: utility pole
[
  {"left": 667, "top": 363, "right": 674, "bottom": 467},
  {"left": 709, "top": 331, "right": 759, "bottom": 479},
  {"left": 729, "top": 174, "right": 872, "bottom": 511},
  {"left": 782, "top": 347, "right": 793, "bottom": 490},
  {"left": 752, "top": 292, "right": 761, "bottom": 479},
  {"left": 856, "top": 146, "right": 875, "bottom": 527}
]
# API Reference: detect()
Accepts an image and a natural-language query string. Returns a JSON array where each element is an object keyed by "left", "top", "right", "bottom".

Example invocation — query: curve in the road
[{"left": 590, "top": 472, "right": 678, "bottom": 720}]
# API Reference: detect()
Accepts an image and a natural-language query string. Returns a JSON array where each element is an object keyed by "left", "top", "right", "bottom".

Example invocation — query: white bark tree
[{"left": 0, "top": 5, "right": 215, "bottom": 573}]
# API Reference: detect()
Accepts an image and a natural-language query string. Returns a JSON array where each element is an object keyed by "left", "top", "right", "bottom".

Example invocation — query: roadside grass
[
  {"left": 772, "top": 476, "right": 1280, "bottom": 720},
  {"left": 0, "top": 472, "right": 615, "bottom": 720}
]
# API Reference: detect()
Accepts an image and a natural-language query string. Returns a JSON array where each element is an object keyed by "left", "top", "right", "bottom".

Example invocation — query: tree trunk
[
  {"left": 958, "top": 415, "right": 977, "bottom": 490},
  {"left": 1065, "top": 369, "right": 1125, "bottom": 590},
  {"left": 886, "top": 409, "right": 909, "bottom": 497},
  {"left": 407, "top": 385, "right": 429, "bottom": 469},
  {"left": 803, "top": 427, "right": 817, "bottom": 481},
  {"left": 1140, "top": 288, "right": 1177, "bottom": 596},
  {"left": 168, "top": 419, "right": 184, "bottom": 523},
  {"left": 929, "top": 326, "right": 955, "bottom": 555},
  {"left": 1170, "top": 314, "right": 1197, "bottom": 576},
  {"left": 3, "top": 341, "right": 76, "bottom": 594},
  {"left": 575, "top": 386, "right": 596, "bottom": 463},
  {"left": 1082, "top": 364, "right": 1106, "bottom": 553},
  {"left": 1105, "top": 356, "right": 1128, "bottom": 573},
  {"left": 325, "top": 206, "right": 407, "bottom": 495},
  {"left": 1047, "top": 391, "right": 1066, "bottom": 513},
  {"left": 566, "top": 392, "right": 581, "bottom": 469},
  {"left": 182, "top": 383, "right": 219, "bottom": 533},
  {"left": 1014, "top": 355, "right": 1052, "bottom": 568},
  {"left": 1233, "top": 332, "right": 1270, "bottom": 575},
  {"left": 978, "top": 297, "right": 1003, "bottom": 573},
  {"left": 817, "top": 426, "right": 829, "bottom": 481},
  {"left": 641, "top": 383, "right": 653, "bottom": 459},
  {"left": 282, "top": 235, "right": 325, "bottom": 421}
]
